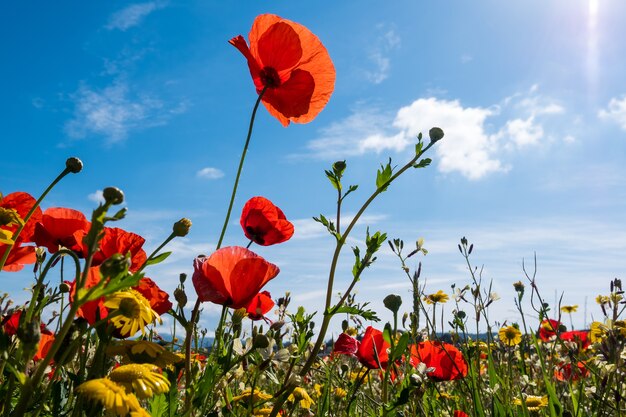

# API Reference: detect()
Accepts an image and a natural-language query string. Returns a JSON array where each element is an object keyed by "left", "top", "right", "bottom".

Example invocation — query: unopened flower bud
[
  {"left": 100, "top": 253, "right": 130, "bottom": 277},
  {"left": 65, "top": 157, "right": 83, "bottom": 174},
  {"left": 173, "top": 218, "right": 192, "bottom": 237},
  {"left": 232, "top": 308, "right": 248, "bottom": 325},
  {"left": 383, "top": 294, "right": 403, "bottom": 314},
  {"left": 102, "top": 187, "right": 124, "bottom": 205},
  {"left": 17, "top": 320, "right": 41, "bottom": 346},
  {"left": 174, "top": 288, "right": 187, "bottom": 308},
  {"left": 270, "top": 320, "right": 285, "bottom": 332},
  {"left": 429, "top": 127, "right": 444, "bottom": 143},
  {"left": 179, "top": 273, "right": 187, "bottom": 284},
  {"left": 59, "top": 282, "right": 71, "bottom": 293},
  {"left": 253, "top": 334, "right": 270, "bottom": 349},
  {"left": 513, "top": 281, "right": 525, "bottom": 292}
]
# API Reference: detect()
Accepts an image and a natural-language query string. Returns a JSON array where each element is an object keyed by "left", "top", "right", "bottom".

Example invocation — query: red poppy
[
  {"left": 333, "top": 332, "right": 359, "bottom": 357},
  {"left": 410, "top": 341, "right": 468, "bottom": 381},
  {"left": 538, "top": 319, "right": 562, "bottom": 342},
  {"left": 0, "top": 191, "right": 42, "bottom": 243},
  {"left": 0, "top": 242, "right": 37, "bottom": 271},
  {"left": 559, "top": 330, "right": 591, "bottom": 350},
  {"left": 193, "top": 246, "right": 279, "bottom": 309},
  {"left": 240, "top": 197, "right": 294, "bottom": 246},
  {"left": 2, "top": 309, "right": 22, "bottom": 336},
  {"left": 230, "top": 14, "right": 335, "bottom": 126},
  {"left": 78, "top": 227, "right": 147, "bottom": 272},
  {"left": 356, "top": 326, "right": 390, "bottom": 369},
  {"left": 554, "top": 361, "right": 589, "bottom": 382},
  {"left": 133, "top": 277, "right": 172, "bottom": 315},
  {"left": 246, "top": 291, "right": 274, "bottom": 320},
  {"left": 33, "top": 207, "right": 90, "bottom": 254},
  {"left": 70, "top": 266, "right": 108, "bottom": 325},
  {"left": 34, "top": 326, "right": 55, "bottom": 362},
  {"left": 454, "top": 411, "right": 469, "bottom": 417}
]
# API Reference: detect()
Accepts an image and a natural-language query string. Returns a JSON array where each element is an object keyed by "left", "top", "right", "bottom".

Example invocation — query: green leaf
[
  {"left": 391, "top": 332, "right": 410, "bottom": 361},
  {"left": 376, "top": 158, "right": 393, "bottom": 191},
  {"left": 415, "top": 141, "right": 423, "bottom": 155},
  {"left": 145, "top": 251, "right": 172, "bottom": 266},
  {"left": 327, "top": 305, "right": 380, "bottom": 322},
  {"left": 324, "top": 169, "right": 341, "bottom": 191},
  {"left": 149, "top": 394, "right": 168, "bottom": 417},
  {"left": 413, "top": 158, "right": 432, "bottom": 169}
]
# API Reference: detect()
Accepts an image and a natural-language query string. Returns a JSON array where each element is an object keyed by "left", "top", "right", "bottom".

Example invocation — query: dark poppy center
[
  {"left": 260, "top": 66, "right": 281, "bottom": 88},
  {"left": 246, "top": 226, "right": 265, "bottom": 245}
]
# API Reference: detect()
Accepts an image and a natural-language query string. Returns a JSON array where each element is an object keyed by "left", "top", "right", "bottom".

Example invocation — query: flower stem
[{"left": 183, "top": 86, "right": 267, "bottom": 414}]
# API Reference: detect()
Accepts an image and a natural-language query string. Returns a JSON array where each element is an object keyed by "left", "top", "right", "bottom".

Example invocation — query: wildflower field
[{"left": 2, "top": 4, "right": 626, "bottom": 417}]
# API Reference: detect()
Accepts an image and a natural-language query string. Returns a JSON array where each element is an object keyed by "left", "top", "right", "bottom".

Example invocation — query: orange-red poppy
[
  {"left": 70, "top": 266, "right": 109, "bottom": 325},
  {"left": 33, "top": 207, "right": 90, "bottom": 254},
  {"left": 0, "top": 191, "right": 42, "bottom": 243},
  {"left": 240, "top": 196, "right": 294, "bottom": 246},
  {"left": 333, "top": 332, "right": 359, "bottom": 357},
  {"left": 554, "top": 361, "right": 589, "bottom": 382},
  {"left": 410, "top": 341, "right": 468, "bottom": 381},
  {"left": 77, "top": 227, "right": 147, "bottom": 272},
  {"left": 454, "top": 411, "right": 469, "bottom": 417},
  {"left": 134, "top": 277, "right": 173, "bottom": 315},
  {"left": 356, "top": 326, "right": 390, "bottom": 369},
  {"left": 230, "top": 14, "right": 335, "bottom": 126},
  {"left": 559, "top": 330, "right": 591, "bottom": 350},
  {"left": 538, "top": 319, "right": 562, "bottom": 342},
  {"left": 0, "top": 242, "right": 37, "bottom": 271},
  {"left": 193, "top": 246, "right": 279, "bottom": 309},
  {"left": 246, "top": 290, "right": 274, "bottom": 320},
  {"left": 1, "top": 310, "right": 55, "bottom": 362}
]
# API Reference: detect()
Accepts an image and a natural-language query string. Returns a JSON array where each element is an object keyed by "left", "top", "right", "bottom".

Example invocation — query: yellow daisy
[
  {"left": 596, "top": 295, "right": 610, "bottom": 305},
  {"left": 560, "top": 305, "right": 578, "bottom": 314},
  {"left": 232, "top": 388, "right": 273, "bottom": 404},
  {"left": 107, "top": 340, "right": 182, "bottom": 367},
  {"left": 334, "top": 387, "right": 347, "bottom": 398},
  {"left": 499, "top": 325, "right": 522, "bottom": 346},
  {"left": 104, "top": 289, "right": 160, "bottom": 337},
  {"left": 253, "top": 408, "right": 274, "bottom": 417},
  {"left": 514, "top": 395, "right": 548, "bottom": 411},
  {"left": 424, "top": 290, "right": 449, "bottom": 305},
  {"left": 289, "top": 387, "right": 314, "bottom": 409},
  {"left": 108, "top": 363, "right": 170, "bottom": 399},
  {"left": 76, "top": 378, "right": 145, "bottom": 416},
  {"left": 0, "top": 207, "right": 24, "bottom": 244}
]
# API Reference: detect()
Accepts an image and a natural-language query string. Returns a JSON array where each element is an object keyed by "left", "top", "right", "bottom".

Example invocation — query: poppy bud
[
  {"left": 65, "top": 157, "right": 83, "bottom": 174},
  {"left": 100, "top": 253, "right": 130, "bottom": 277},
  {"left": 253, "top": 334, "right": 270, "bottom": 349},
  {"left": 232, "top": 308, "right": 248, "bottom": 325},
  {"left": 172, "top": 218, "right": 192, "bottom": 237},
  {"left": 17, "top": 320, "right": 41, "bottom": 347},
  {"left": 179, "top": 273, "right": 187, "bottom": 284},
  {"left": 174, "top": 288, "right": 187, "bottom": 308},
  {"left": 270, "top": 320, "right": 285, "bottom": 332},
  {"left": 59, "top": 282, "right": 71, "bottom": 293},
  {"left": 383, "top": 294, "right": 402, "bottom": 314},
  {"left": 429, "top": 127, "right": 444, "bottom": 143},
  {"left": 102, "top": 187, "right": 124, "bottom": 205}
]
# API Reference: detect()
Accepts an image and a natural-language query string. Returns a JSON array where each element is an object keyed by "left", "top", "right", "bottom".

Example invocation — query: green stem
[
  {"left": 138, "top": 232, "right": 176, "bottom": 273},
  {"left": 0, "top": 167, "right": 72, "bottom": 271},
  {"left": 215, "top": 86, "right": 267, "bottom": 250}
]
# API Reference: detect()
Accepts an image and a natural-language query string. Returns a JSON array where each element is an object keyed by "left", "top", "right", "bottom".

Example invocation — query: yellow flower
[
  {"left": 104, "top": 289, "right": 160, "bottom": 337},
  {"left": 560, "top": 305, "right": 578, "bottom": 314},
  {"left": 596, "top": 295, "right": 610, "bottom": 305},
  {"left": 107, "top": 340, "right": 182, "bottom": 367},
  {"left": 499, "top": 325, "right": 522, "bottom": 346},
  {"left": 289, "top": 387, "right": 314, "bottom": 409},
  {"left": 611, "top": 293, "right": 624, "bottom": 304},
  {"left": 108, "top": 363, "right": 170, "bottom": 399},
  {"left": 232, "top": 388, "right": 273, "bottom": 404},
  {"left": 514, "top": 395, "right": 548, "bottom": 411},
  {"left": 424, "top": 290, "right": 449, "bottom": 304},
  {"left": 334, "top": 387, "right": 347, "bottom": 398},
  {"left": 253, "top": 408, "right": 273, "bottom": 417},
  {"left": 76, "top": 378, "right": 146, "bottom": 416},
  {"left": 0, "top": 207, "right": 24, "bottom": 245}
]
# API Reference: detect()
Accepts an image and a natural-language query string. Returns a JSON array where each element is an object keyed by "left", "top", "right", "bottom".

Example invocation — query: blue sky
[{"left": 2, "top": 1, "right": 626, "bottom": 336}]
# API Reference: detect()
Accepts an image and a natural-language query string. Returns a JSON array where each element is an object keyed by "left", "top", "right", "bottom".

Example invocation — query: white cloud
[
  {"left": 88, "top": 190, "right": 104, "bottom": 204},
  {"left": 305, "top": 86, "right": 568, "bottom": 180},
  {"left": 196, "top": 167, "right": 224, "bottom": 180},
  {"left": 500, "top": 117, "right": 544, "bottom": 147},
  {"left": 365, "top": 27, "right": 400, "bottom": 84},
  {"left": 65, "top": 80, "right": 183, "bottom": 143},
  {"left": 106, "top": 2, "right": 165, "bottom": 31},
  {"left": 598, "top": 96, "right": 626, "bottom": 130}
]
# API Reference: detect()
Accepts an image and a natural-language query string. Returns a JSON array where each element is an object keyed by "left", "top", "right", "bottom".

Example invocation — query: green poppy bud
[
  {"left": 383, "top": 294, "right": 403, "bottom": 314},
  {"left": 102, "top": 187, "right": 124, "bottom": 205},
  {"left": 172, "top": 218, "right": 192, "bottom": 237},
  {"left": 429, "top": 127, "right": 444, "bottom": 143}
]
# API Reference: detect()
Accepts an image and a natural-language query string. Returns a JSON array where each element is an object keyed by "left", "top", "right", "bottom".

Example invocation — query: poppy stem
[{"left": 215, "top": 86, "right": 268, "bottom": 251}]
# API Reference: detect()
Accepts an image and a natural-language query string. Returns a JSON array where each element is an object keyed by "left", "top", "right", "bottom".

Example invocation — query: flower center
[
  {"left": 0, "top": 208, "right": 23, "bottom": 227},
  {"left": 260, "top": 66, "right": 281, "bottom": 88}
]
